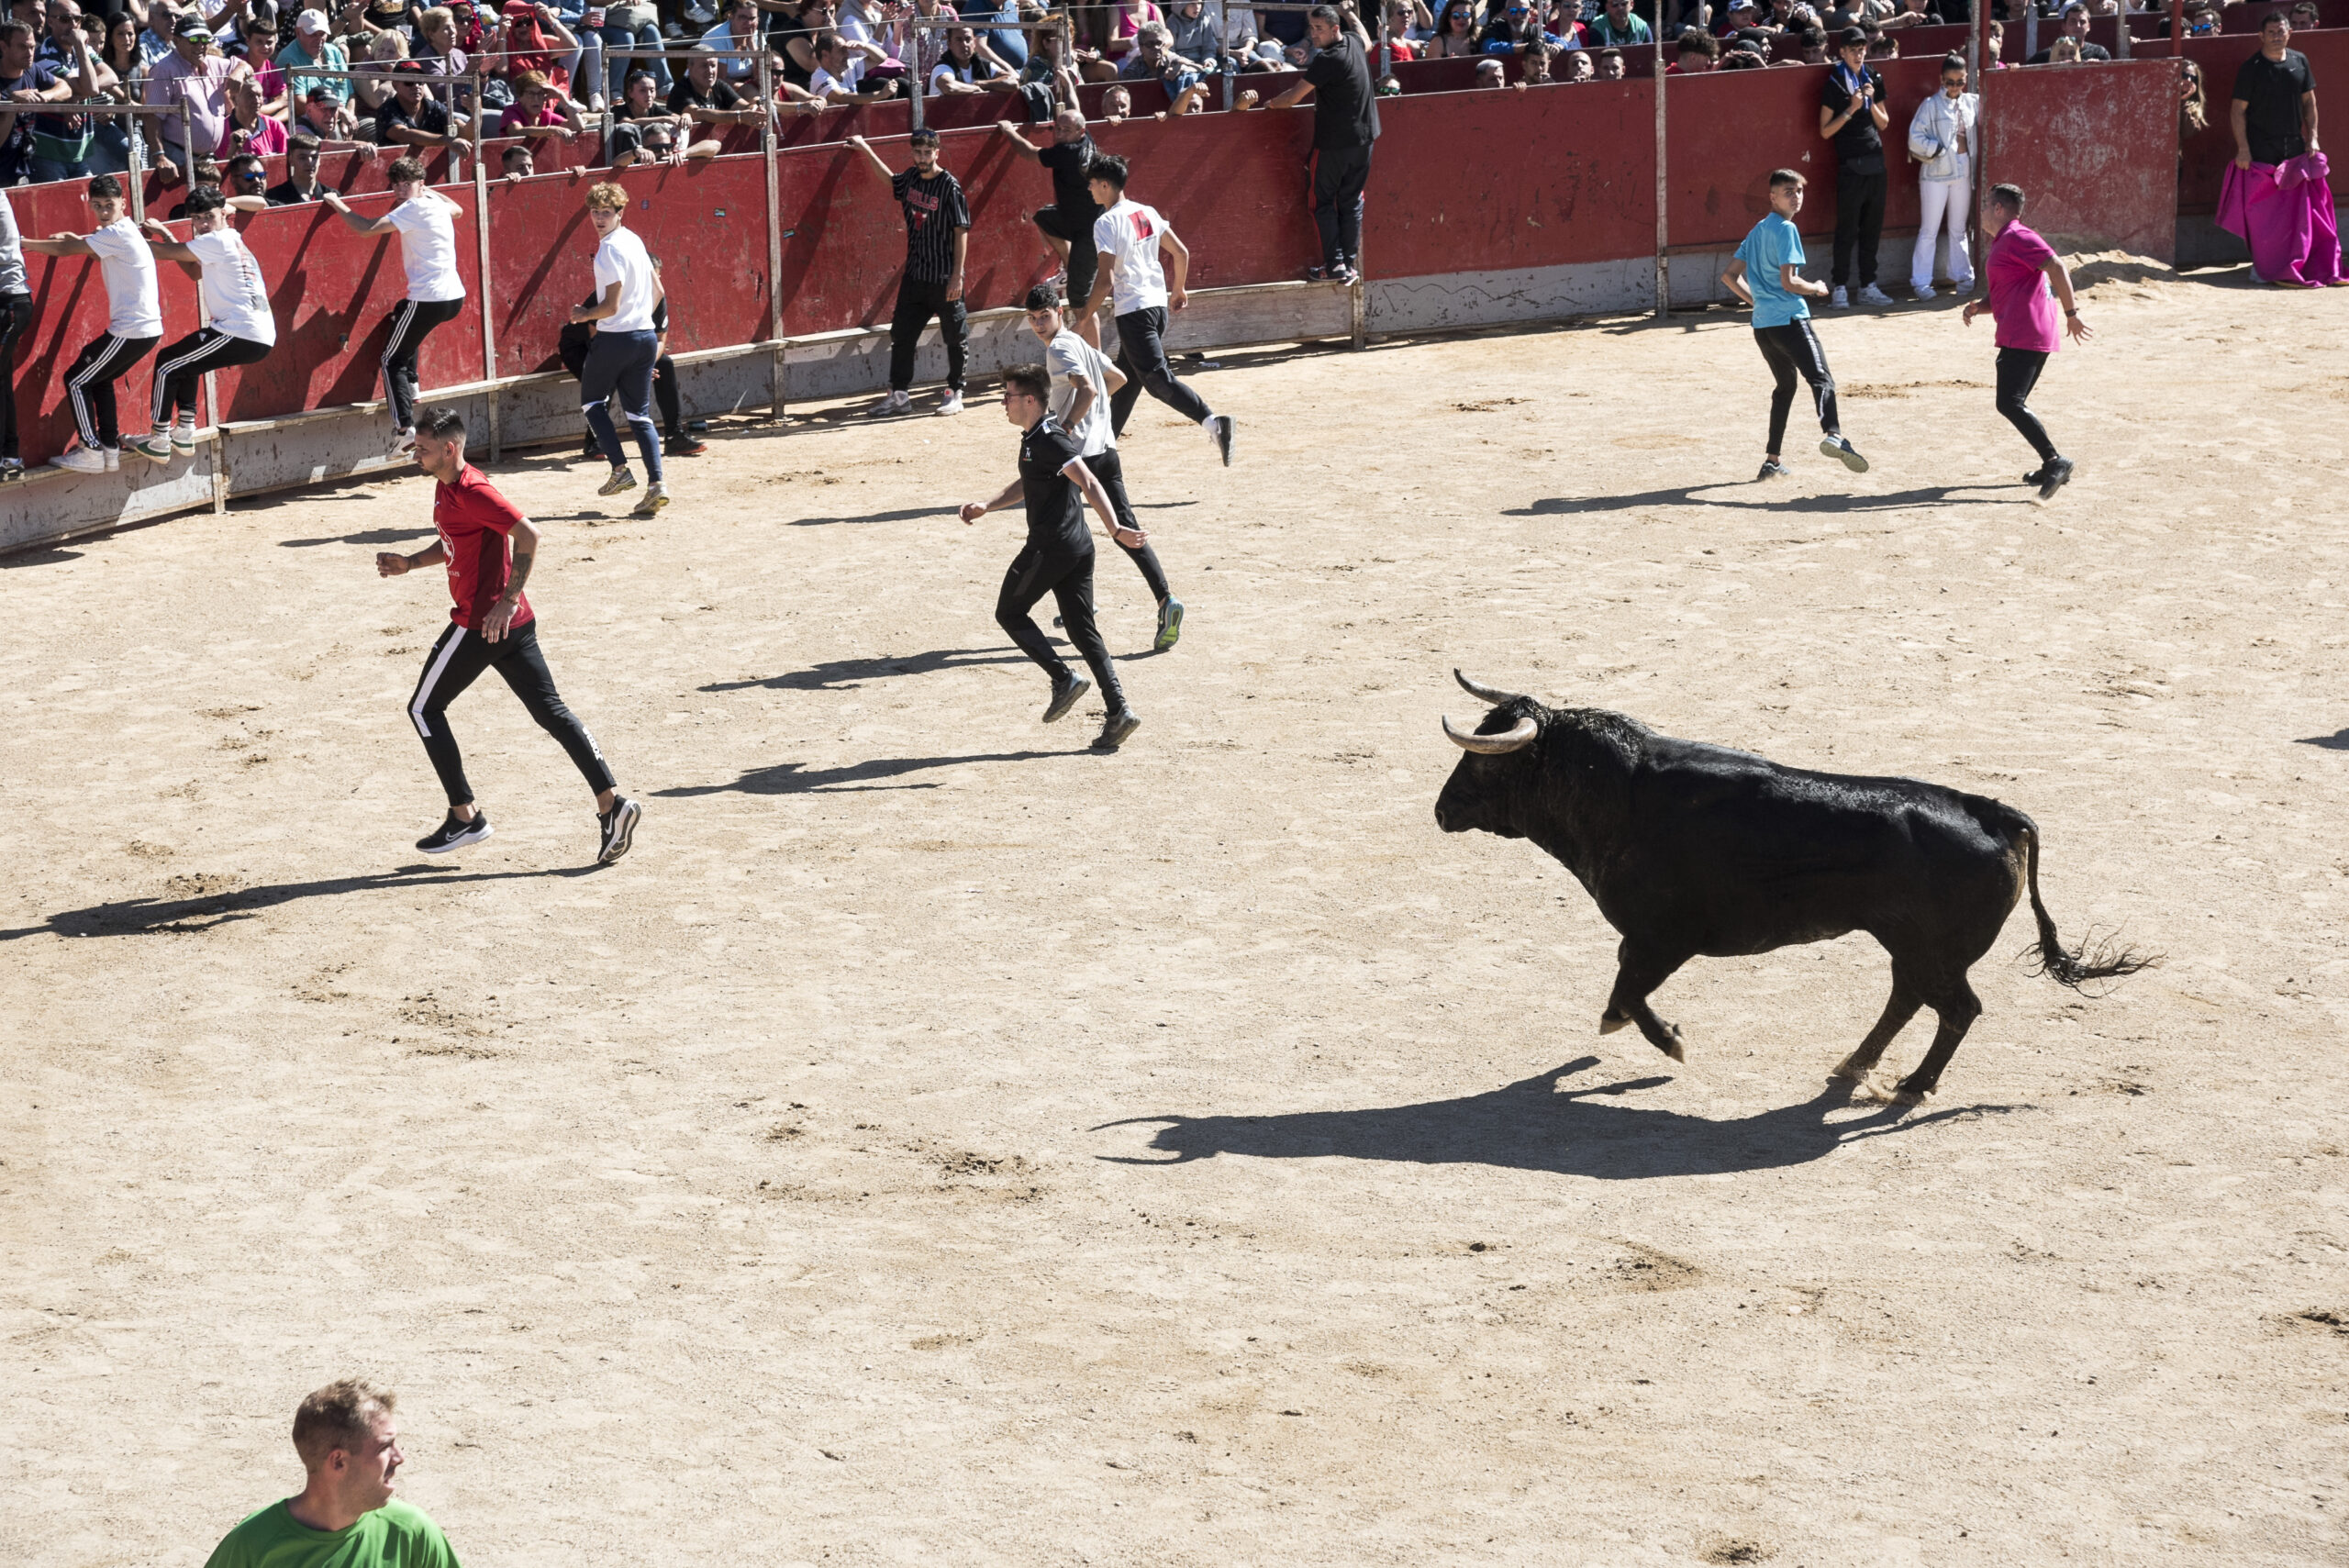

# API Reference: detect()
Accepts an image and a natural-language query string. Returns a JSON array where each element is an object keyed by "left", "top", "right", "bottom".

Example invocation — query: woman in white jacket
[{"left": 1908, "top": 52, "right": 1978, "bottom": 299}]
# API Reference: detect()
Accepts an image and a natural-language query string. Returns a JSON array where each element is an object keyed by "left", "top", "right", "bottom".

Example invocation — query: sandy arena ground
[{"left": 5, "top": 259, "right": 2348, "bottom": 1566}]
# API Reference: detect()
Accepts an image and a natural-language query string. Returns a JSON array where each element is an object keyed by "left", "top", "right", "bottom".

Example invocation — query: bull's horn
[
  {"left": 1443, "top": 714, "right": 1538, "bottom": 754},
  {"left": 1454, "top": 669, "right": 1525, "bottom": 706}
]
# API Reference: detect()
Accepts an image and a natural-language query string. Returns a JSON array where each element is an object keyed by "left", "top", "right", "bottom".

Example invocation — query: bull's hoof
[
  {"left": 1889, "top": 1085, "right": 1932, "bottom": 1107},
  {"left": 1598, "top": 1012, "right": 1631, "bottom": 1035},
  {"left": 1659, "top": 1026, "right": 1686, "bottom": 1063},
  {"left": 1829, "top": 1054, "right": 1874, "bottom": 1083}
]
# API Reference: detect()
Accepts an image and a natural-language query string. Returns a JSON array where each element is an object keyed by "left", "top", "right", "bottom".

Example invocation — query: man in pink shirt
[{"left": 1963, "top": 182, "right": 2090, "bottom": 502}]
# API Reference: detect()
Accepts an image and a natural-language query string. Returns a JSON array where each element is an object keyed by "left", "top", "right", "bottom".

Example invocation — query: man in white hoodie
[{"left": 1906, "top": 51, "right": 1977, "bottom": 300}]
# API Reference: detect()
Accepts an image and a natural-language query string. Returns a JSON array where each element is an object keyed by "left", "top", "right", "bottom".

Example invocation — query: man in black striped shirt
[{"left": 849, "top": 130, "right": 973, "bottom": 417}]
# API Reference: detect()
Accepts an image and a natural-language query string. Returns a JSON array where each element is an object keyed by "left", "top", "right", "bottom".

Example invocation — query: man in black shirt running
[
  {"left": 997, "top": 108, "right": 1105, "bottom": 345},
  {"left": 959, "top": 364, "right": 1145, "bottom": 752},
  {"left": 850, "top": 129, "right": 972, "bottom": 417}
]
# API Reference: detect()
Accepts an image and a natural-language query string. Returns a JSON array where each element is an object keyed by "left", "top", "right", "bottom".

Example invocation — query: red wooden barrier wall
[{"left": 1982, "top": 59, "right": 2183, "bottom": 258}]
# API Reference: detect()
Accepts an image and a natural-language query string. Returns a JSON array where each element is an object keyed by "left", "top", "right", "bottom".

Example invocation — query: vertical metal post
[
  {"left": 762, "top": 50, "right": 785, "bottom": 420},
  {"left": 2115, "top": 3, "right": 2130, "bottom": 59},
  {"left": 1652, "top": 0, "right": 1668, "bottom": 317},
  {"left": 1219, "top": 0, "right": 1235, "bottom": 110},
  {"left": 2023, "top": 6, "right": 2038, "bottom": 62},
  {"left": 2169, "top": 0, "right": 2184, "bottom": 56},
  {"left": 472, "top": 62, "right": 500, "bottom": 460},
  {"left": 1378, "top": 10, "right": 1390, "bottom": 75},
  {"left": 909, "top": 32, "right": 925, "bottom": 135},
  {"left": 1970, "top": 0, "right": 1989, "bottom": 292},
  {"left": 127, "top": 106, "right": 146, "bottom": 223}
]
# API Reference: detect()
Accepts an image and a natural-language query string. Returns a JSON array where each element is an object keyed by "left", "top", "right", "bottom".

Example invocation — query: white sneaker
[
  {"left": 1858, "top": 284, "right": 1895, "bottom": 306},
  {"left": 48, "top": 442, "right": 106, "bottom": 473},
  {"left": 937, "top": 391, "right": 964, "bottom": 416},
  {"left": 1828, "top": 285, "right": 1849, "bottom": 308},
  {"left": 1913, "top": 283, "right": 1937, "bottom": 301},
  {"left": 869, "top": 389, "right": 910, "bottom": 417},
  {"left": 391, "top": 428, "right": 416, "bottom": 456},
  {"left": 1949, "top": 274, "right": 1975, "bottom": 294},
  {"left": 102, "top": 445, "right": 120, "bottom": 472}
]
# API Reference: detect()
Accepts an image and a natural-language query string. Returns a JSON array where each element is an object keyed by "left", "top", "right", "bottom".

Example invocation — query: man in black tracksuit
[
  {"left": 1818, "top": 24, "right": 1892, "bottom": 307},
  {"left": 848, "top": 128, "right": 973, "bottom": 417},
  {"left": 958, "top": 363, "right": 1144, "bottom": 753},
  {"left": 1241, "top": 2, "right": 1379, "bottom": 283}
]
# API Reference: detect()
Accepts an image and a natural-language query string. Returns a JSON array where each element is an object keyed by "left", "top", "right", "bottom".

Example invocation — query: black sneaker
[
  {"left": 417, "top": 811, "right": 491, "bottom": 854},
  {"left": 2036, "top": 456, "right": 2075, "bottom": 501},
  {"left": 0, "top": 457, "right": 23, "bottom": 483},
  {"left": 1206, "top": 414, "right": 1235, "bottom": 467},
  {"left": 1757, "top": 460, "right": 1792, "bottom": 481},
  {"left": 668, "top": 435, "right": 709, "bottom": 456},
  {"left": 1042, "top": 674, "right": 1091, "bottom": 724},
  {"left": 597, "top": 795, "right": 641, "bottom": 865},
  {"left": 1819, "top": 435, "right": 1869, "bottom": 474},
  {"left": 2021, "top": 463, "right": 2049, "bottom": 486},
  {"left": 1092, "top": 708, "right": 1141, "bottom": 751}
]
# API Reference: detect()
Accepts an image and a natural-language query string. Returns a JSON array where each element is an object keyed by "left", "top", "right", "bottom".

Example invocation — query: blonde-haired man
[
  {"left": 571, "top": 181, "right": 668, "bottom": 514},
  {"left": 202, "top": 1379, "right": 462, "bottom": 1567}
]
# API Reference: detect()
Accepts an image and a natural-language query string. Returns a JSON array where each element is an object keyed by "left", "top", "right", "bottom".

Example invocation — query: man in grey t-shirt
[{"left": 0, "top": 187, "right": 28, "bottom": 481}]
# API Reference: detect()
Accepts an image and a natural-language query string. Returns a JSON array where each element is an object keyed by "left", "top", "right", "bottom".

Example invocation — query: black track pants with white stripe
[
  {"left": 380, "top": 296, "right": 466, "bottom": 433},
  {"left": 1753, "top": 321, "right": 1842, "bottom": 456},
  {"left": 150, "top": 328, "right": 273, "bottom": 428},
  {"left": 407, "top": 619, "right": 616, "bottom": 808},
  {"left": 64, "top": 332, "right": 160, "bottom": 450}
]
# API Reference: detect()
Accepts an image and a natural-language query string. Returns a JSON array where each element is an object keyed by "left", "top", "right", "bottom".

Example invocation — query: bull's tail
[{"left": 2012, "top": 816, "right": 2157, "bottom": 990}]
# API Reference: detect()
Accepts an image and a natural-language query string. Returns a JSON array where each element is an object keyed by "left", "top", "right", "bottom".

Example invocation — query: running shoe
[
  {"left": 1305, "top": 262, "right": 1358, "bottom": 284},
  {"left": 598, "top": 464, "right": 639, "bottom": 496},
  {"left": 1828, "top": 285, "right": 1849, "bottom": 308},
  {"left": 597, "top": 796, "right": 641, "bottom": 865},
  {"left": 938, "top": 391, "right": 965, "bottom": 416},
  {"left": 633, "top": 483, "right": 670, "bottom": 517},
  {"left": 102, "top": 445, "right": 119, "bottom": 472},
  {"left": 2036, "top": 456, "right": 2075, "bottom": 501},
  {"left": 48, "top": 442, "right": 105, "bottom": 473},
  {"left": 0, "top": 458, "right": 22, "bottom": 483},
  {"left": 1092, "top": 708, "right": 1141, "bottom": 751},
  {"left": 1757, "top": 459, "right": 1792, "bottom": 481},
  {"left": 392, "top": 428, "right": 416, "bottom": 455},
  {"left": 667, "top": 435, "right": 709, "bottom": 456},
  {"left": 1153, "top": 596, "right": 1184, "bottom": 651},
  {"left": 1206, "top": 414, "right": 1235, "bottom": 467},
  {"left": 1858, "top": 284, "right": 1895, "bottom": 306},
  {"left": 126, "top": 433, "right": 173, "bottom": 465},
  {"left": 1042, "top": 673, "right": 1091, "bottom": 724},
  {"left": 580, "top": 439, "right": 602, "bottom": 462},
  {"left": 1820, "top": 435, "right": 1869, "bottom": 474},
  {"left": 2021, "top": 463, "right": 2049, "bottom": 486},
  {"left": 169, "top": 421, "right": 199, "bottom": 452},
  {"left": 869, "top": 389, "right": 910, "bottom": 417},
  {"left": 1913, "top": 283, "right": 1937, "bottom": 301},
  {"left": 417, "top": 811, "right": 492, "bottom": 854}
]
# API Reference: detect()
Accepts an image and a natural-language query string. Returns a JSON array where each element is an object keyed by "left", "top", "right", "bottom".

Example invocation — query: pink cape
[{"left": 2217, "top": 151, "right": 2344, "bottom": 287}]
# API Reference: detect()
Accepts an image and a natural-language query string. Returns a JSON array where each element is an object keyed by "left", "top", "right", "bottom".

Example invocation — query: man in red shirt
[
  {"left": 1962, "top": 182, "right": 2091, "bottom": 502},
  {"left": 376, "top": 406, "right": 641, "bottom": 863}
]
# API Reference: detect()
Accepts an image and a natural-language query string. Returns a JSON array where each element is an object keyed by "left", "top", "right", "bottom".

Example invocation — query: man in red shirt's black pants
[{"left": 376, "top": 406, "right": 641, "bottom": 865}]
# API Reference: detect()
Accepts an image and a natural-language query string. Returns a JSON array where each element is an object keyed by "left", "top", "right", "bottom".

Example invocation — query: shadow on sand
[{"left": 1097, "top": 1056, "right": 2027, "bottom": 1180}]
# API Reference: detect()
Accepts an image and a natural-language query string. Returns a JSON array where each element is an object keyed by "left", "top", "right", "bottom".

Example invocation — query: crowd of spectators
[{"left": 0, "top": 0, "right": 2300, "bottom": 197}]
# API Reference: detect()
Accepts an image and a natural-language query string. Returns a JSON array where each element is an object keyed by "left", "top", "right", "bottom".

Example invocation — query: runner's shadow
[
  {"left": 279, "top": 527, "right": 437, "bottom": 548},
  {"left": 1510, "top": 484, "right": 2029, "bottom": 516},
  {"left": 2, "top": 864, "right": 596, "bottom": 941},
  {"left": 1096, "top": 1057, "right": 2024, "bottom": 1180},
  {"left": 791, "top": 504, "right": 961, "bottom": 527},
  {"left": 654, "top": 751, "right": 1061, "bottom": 796},
  {"left": 703, "top": 648, "right": 1030, "bottom": 691}
]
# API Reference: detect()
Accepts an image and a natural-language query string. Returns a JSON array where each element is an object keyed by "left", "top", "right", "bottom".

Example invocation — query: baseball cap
[
  {"left": 171, "top": 13, "right": 208, "bottom": 36},
  {"left": 392, "top": 57, "right": 427, "bottom": 73},
  {"left": 294, "top": 6, "right": 329, "bottom": 31},
  {"left": 1836, "top": 22, "right": 1865, "bottom": 45},
  {"left": 306, "top": 83, "right": 343, "bottom": 101}
]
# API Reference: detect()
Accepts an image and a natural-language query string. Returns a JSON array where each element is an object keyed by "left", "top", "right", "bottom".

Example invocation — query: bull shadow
[
  {"left": 652, "top": 750, "right": 1061, "bottom": 796},
  {"left": 1509, "top": 484, "right": 2032, "bottom": 517},
  {"left": 2295, "top": 729, "right": 2349, "bottom": 751},
  {"left": 1098, "top": 1056, "right": 2022, "bottom": 1180}
]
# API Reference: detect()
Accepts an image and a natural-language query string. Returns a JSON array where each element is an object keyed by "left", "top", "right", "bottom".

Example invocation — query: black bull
[{"left": 1432, "top": 672, "right": 2150, "bottom": 1104}]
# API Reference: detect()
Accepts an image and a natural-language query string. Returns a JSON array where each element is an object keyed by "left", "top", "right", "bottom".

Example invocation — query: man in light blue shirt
[{"left": 1720, "top": 167, "right": 1868, "bottom": 481}]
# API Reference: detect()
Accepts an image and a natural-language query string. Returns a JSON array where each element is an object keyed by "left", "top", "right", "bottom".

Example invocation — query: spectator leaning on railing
[
  {"left": 0, "top": 18, "right": 72, "bottom": 188},
  {"left": 264, "top": 130, "right": 326, "bottom": 201},
  {"left": 377, "top": 55, "right": 463, "bottom": 145},
  {"left": 278, "top": 7, "right": 351, "bottom": 101},
  {"left": 28, "top": 0, "right": 106, "bottom": 183},
  {"left": 145, "top": 12, "right": 243, "bottom": 169}
]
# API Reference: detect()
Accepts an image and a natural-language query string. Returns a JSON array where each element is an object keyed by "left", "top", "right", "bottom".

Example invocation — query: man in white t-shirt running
[
  {"left": 21, "top": 174, "right": 162, "bottom": 473},
  {"left": 1078, "top": 152, "right": 1234, "bottom": 467},
  {"left": 569, "top": 182, "right": 668, "bottom": 517},
  {"left": 122, "top": 187, "right": 278, "bottom": 465},
  {"left": 1025, "top": 282, "right": 1183, "bottom": 652},
  {"left": 323, "top": 156, "right": 468, "bottom": 453}
]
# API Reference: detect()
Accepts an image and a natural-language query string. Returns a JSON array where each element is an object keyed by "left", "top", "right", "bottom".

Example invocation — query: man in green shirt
[{"left": 204, "top": 1379, "right": 462, "bottom": 1568}]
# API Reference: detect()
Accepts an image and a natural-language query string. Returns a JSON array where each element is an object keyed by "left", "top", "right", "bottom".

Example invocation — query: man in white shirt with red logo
[
  {"left": 124, "top": 186, "right": 277, "bottom": 464},
  {"left": 324, "top": 156, "right": 468, "bottom": 454},
  {"left": 1078, "top": 151, "right": 1234, "bottom": 467},
  {"left": 21, "top": 173, "right": 162, "bottom": 473}
]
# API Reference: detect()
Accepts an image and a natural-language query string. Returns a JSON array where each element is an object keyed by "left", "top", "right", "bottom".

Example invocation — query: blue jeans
[
  {"left": 87, "top": 121, "right": 136, "bottom": 174},
  {"left": 965, "top": 0, "right": 1026, "bottom": 67},
  {"left": 28, "top": 152, "right": 93, "bottom": 184},
  {"left": 582, "top": 328, "right": 663, "bottom": 482},
  {"left": 603, "top": 20, "right": 670, "bottom": 96}
]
